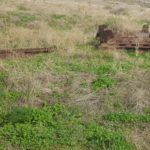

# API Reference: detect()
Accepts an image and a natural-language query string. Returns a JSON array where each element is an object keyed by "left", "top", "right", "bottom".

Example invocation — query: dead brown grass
[
  {"left": 131, "top": 126, "right": 150, "bottom": 150},
  {"left": 0, "top": 0, "right": 149, "bottom": 50},
  {"left": 116, "top": 69, "right": 150, "bottom": 114}
]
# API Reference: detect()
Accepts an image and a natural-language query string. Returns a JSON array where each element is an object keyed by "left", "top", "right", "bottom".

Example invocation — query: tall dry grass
[{"left": 0, "top": 0, "right": 149, "bottom": 50}]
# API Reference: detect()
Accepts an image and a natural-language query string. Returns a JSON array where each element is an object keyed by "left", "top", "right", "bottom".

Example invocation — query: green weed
[
  {"left": 103, "top": 112, "right": 150, "bottom": 123},
  {"left": 0, "top": 104, "right": 133, "bottom": 150},
  {"left": 92, "top": 76, "right": 116, "bottom": 89},
  {"left": 85, "top": 123, "right": 134, "bottom": 150},
  {"left": 0, "top": 105, "right": 83, "bottom": 149},
  {"left": 85, "top": 64, "right": 116, "bottom": 75}
]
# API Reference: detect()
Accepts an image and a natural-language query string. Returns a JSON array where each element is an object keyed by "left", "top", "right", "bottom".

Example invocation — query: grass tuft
[{"left": 103, "top": 112, "right": 150, "bottom": 123}]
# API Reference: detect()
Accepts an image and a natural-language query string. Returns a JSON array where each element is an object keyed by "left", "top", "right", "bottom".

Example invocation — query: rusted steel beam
[
  {"left": 0, "top": 47, "right": 56, "bottom": 59},
  {"left": 96, "top": 24, "right": 150, "bottom": 51}
]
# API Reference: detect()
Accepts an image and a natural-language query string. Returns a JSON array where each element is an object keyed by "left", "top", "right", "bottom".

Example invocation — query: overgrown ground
[{"left": 0, "top": 0, "right": 150, "bottom": 150}]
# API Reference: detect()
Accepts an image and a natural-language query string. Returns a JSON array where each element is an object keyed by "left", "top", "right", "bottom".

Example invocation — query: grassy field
[{"left": 0, "top": 0, "right": 150, "bottom": 150}]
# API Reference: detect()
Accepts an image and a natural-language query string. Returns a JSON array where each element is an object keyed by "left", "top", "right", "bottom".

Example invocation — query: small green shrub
[
  {"left": 92, "top": 76, "right": 116, "bottom": 89},
  {"left": 103, "top": 112, "right": 150, "bottom": 123},
  {"left": 0, "top": 123, "right": 55, "bottom": 149},
  {"left": 0, "top": 104, "right": 135, "bottom": 150},
  {"left": 81, "top": 62, "right": 116, "bottom": 75},
  {"left": 85, "top": 123, "right": 134, "bottom": 150},
  {"left": 0, "top": 105, "right": 83, "bottom": 149},
  {"left": 5, "top": 107, "right": 33, "bottom": 124}
]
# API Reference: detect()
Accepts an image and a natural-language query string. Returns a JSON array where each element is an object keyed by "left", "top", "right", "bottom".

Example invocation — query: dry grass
[
  {"left": 116, "top": 69, "right": 150, "bottom": 113},
  {"left": 131, "top": 127, "right": 150, "bottom": 150},
  {"left": 0, "top": 0, "right": 150, "bottom": 49}
]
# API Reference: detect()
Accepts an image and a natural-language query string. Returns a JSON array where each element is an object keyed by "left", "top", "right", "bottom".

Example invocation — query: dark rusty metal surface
[
  {"left": 142, "top": 24, "right": 149, "bottom": 33},
  {"left": 96, "top": 24, "right": 114, "bottom": 44}
]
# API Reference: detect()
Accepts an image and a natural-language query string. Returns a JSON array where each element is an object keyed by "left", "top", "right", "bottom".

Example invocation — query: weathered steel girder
[
  {"left": 0, "top": 47, "right": 56, "bottom": 59},
  {"left": 96, "top": 24, "right": 150, "bottom": 51}
]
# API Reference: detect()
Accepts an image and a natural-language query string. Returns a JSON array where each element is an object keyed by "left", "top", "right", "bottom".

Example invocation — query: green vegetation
[
  {"left": 103, "top": 112, "right": 150, "bottom": 123},
  {"left": 92, "top": 75, "right": 116, "bottom": 89},
  {"left": 0, "top": 104, "right": 134, "bottom": 150},
  {"left": 85, "top": 123, "right": 134, "bottom": 150}
]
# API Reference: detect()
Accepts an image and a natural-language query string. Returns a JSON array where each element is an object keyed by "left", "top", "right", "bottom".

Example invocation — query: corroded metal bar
[{"left": 0, "top": 47, "right": 56, "bottom": 59}]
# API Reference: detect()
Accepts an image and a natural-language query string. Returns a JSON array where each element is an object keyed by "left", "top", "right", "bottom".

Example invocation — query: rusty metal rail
[
  {"left": 0, "top": 47, "right": 56, "bottom": 59},
  {"left": 96, "top": 24, "right": 150, "bottom": 51},
  {"left": 115, "top": 36, "right": 150, "bottom": 51},
  {"left": 117, "top": 43, "right": 150, "bottom": 50}
]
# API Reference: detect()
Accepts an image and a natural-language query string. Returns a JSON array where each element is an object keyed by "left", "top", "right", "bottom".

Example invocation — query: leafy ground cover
[{"left": 0, "top": 104, "right": 135, "bottom": 150}]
